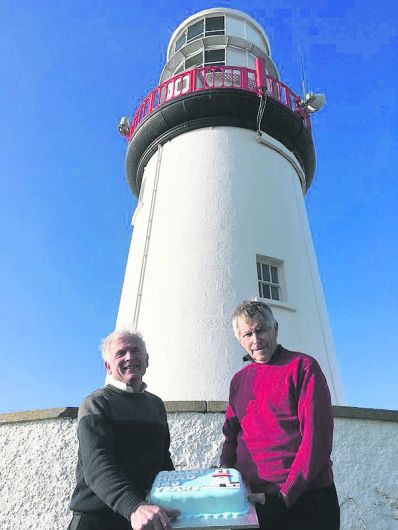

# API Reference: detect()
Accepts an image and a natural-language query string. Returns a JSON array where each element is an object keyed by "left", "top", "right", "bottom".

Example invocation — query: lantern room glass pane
[
  {"left": 173, "top": 63, "right": 184, "bottom": 75},
  {"left": 185, "top": 52, "right": 203, "bottom": 70},
  {"left": 204, "top": 49, "right": 225, "bottom": 65},
  {"left": 175, "top": 33, "right": 186, "bottom": 52},
  {"left": 205, "top": 16, "right": 225, "bottom": 35},
  {"left": 187, "top": 20, "right": 204, "bottom": 42}
]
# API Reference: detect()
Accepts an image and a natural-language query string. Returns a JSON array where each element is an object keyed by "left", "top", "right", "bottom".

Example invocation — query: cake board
[{"left": 170, "top": 502, "right": 259, "bottom": 530}]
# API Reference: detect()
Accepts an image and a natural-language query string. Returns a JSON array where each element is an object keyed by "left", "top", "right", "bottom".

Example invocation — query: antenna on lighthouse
[
  {"left": 300, "top": 49, "right": 307, "bottom": 100},
  {"left": 299, "top": 49, "right": 326, "bottom": 114}
]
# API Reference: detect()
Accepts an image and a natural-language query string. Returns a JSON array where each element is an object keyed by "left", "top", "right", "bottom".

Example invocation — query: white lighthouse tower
[{"left": 116, "top": 8, "right": 344, "bottom": 404}]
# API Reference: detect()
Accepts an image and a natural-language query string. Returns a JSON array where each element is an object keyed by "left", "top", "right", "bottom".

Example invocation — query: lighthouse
[{"left": 116, "top": 8, "right": 344, "bottom": 404}]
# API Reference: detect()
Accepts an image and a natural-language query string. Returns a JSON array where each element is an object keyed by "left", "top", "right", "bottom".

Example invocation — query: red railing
[{"left": 127, "top": 64, "right": 310, "bottom": 140}]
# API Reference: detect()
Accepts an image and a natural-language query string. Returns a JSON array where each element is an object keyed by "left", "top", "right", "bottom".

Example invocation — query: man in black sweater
[{"left": 68, "top": 331, "right": 179, "bottom": 530}]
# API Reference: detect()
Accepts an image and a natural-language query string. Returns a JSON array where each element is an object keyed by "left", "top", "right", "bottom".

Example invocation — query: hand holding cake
[{"left": 130, "top": 503, "right": 180, "bottom": 530}]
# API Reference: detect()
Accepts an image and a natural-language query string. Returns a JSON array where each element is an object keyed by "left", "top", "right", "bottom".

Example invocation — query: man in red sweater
[{"left": 220, "top": 301, "right": 340, "bottom": 530}]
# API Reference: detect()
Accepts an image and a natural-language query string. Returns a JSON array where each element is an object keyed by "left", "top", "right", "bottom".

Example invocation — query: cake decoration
[{"left": 148, "top": 468, "right": 249, "bottom": 519}]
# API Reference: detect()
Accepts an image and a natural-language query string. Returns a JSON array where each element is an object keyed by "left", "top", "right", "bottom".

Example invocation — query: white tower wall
[{"left": 116, "top": 126, "right": 344, "bottom": 404}]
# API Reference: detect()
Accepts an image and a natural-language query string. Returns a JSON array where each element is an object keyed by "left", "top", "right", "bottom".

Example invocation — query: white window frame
[{"left": 256, "top": 255, "right": 285, "bottom": 302}]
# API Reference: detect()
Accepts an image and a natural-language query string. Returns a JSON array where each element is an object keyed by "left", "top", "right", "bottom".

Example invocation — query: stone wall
[{"left": 1, "top": 405, "right": 397, "bottom": 529}]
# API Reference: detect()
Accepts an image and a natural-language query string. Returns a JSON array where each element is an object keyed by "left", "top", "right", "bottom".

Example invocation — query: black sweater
[{"left": 69, "top": 385, "right": 173, "bottom": 521}]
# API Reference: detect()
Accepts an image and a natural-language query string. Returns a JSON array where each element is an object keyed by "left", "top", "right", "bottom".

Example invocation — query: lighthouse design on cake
[
  {"left": 116, "top": 8, "right": 344, "bottom": 404},
  {"left": 148, "top": 468, "right": 248, "bottom": 519}
]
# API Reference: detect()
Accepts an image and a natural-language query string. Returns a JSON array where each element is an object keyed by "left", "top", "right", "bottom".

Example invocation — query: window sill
[{"left": 256, "top": 297, "right": 297, "bottom": 312}]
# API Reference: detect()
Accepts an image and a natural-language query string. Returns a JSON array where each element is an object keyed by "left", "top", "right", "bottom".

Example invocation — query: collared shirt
[{"left": 107, "top": 375, "right": 147, "bottom": 393}]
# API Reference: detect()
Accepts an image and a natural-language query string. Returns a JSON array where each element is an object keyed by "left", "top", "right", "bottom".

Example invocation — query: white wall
[
  {"left": 116, "top": 127, "right": 344, "bottom": 403},
  {"left": 1, "top": 409, "right": 397, "bottom": 530}
]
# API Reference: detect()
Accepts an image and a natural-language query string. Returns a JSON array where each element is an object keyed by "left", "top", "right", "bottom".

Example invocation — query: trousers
[
  {"left": 255, "top": 483, "right": 340, "bottom": 530},
  {"left": 67, "top": 512, "right": 130, "bottom": 530}
]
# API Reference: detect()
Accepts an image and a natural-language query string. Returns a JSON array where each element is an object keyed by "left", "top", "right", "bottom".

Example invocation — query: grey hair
[
  {"left": 232, "top": 300, "right": 276, "bottom": 339},
  {"left": 100, "top": 330, "right": 145, "bottom": 360}
]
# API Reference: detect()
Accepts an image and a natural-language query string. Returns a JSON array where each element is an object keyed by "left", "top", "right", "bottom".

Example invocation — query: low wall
[{"left": 1, "top": 404, "right": 397, "bottom": 529}]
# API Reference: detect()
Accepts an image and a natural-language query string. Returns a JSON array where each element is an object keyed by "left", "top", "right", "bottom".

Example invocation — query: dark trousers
[
  {"left": 67, "top": 512, "right": 130, "bottom": 530},
  {"left": 255, "top": 483, "right": 340, "bottom": 530}
]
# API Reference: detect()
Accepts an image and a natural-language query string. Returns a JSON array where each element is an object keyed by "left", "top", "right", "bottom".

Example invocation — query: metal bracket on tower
[
  {"left": 256, "top": 87, "right": 268, "bottom": 137},
  {"left": 255, "top": 57, "right": 269, "bottom": 138}
]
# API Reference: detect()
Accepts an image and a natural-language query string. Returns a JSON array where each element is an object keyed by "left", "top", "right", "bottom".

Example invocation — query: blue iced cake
[{"left": 148, "top": 468, "right": 249, "bottom": 519}]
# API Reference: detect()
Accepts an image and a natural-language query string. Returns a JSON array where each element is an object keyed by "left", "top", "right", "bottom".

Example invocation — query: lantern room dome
[{"left": 160, "top": 8, "right": 279, "bottom": 83}]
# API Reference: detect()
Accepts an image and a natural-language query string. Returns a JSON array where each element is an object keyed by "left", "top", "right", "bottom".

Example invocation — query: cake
[{"left": 148, "top": 467, "right": 249, "bottom": 519}]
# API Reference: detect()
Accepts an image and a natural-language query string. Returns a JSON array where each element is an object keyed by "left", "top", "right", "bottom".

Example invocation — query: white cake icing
[{"left": 148, "top": 468, "right": 249, "bottom": 519}]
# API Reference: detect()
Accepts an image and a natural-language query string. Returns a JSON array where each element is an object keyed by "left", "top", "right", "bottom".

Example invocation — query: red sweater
[{"left": 220, "top": 346, "right": 334, "bottom": 507}]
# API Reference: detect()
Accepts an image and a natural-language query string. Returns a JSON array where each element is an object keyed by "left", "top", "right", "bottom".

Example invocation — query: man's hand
[
  {"left": 130, "top": 504, "right": 180, "bottom": 530},
  {"left": 247, "top": 493, "right": 265, "bottom": 505},
  {"left": 248, "top": 492, "right": 289, "bottom": 510}
]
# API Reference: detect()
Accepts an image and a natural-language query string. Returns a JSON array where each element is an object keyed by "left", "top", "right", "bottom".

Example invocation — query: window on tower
[
  {"left": 174, "top": 16, "right": 225, "bottom": 53},
  {"left": 177, "top": 48, "right": 226, "bottom": 74},
  {"left": 205, "top": 16, "right": 225, "bottom": 36},
  {"left": 204, "top": 49, "right": 225, "bottom": 66},
  {"left": 187, "top": 19, "right": 204, "bottom": 42},
  {"left": 256, "top": 256, "right": 284, "bottom": 302},
  {"left": 175, "top": 33, "right": 186, "bottom": 52},
  {"left": 185, "top": 52, "right": 204, "bottom": 70},
  {"left": 174, "top": 63, "right": 185, "bottom": 75}
]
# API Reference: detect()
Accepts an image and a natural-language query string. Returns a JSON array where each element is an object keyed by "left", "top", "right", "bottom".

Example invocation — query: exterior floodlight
[
  {"left": 302, "top": 92, "right": 326, "bottom": 113},
  {"left": 118, "top": 116, "right": 130, "bottom": 137}
]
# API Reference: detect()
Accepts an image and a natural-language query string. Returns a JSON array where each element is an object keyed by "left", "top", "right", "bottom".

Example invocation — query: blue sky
[{"left": 1, "top": 0, "right": 397, "bottom": 413}]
